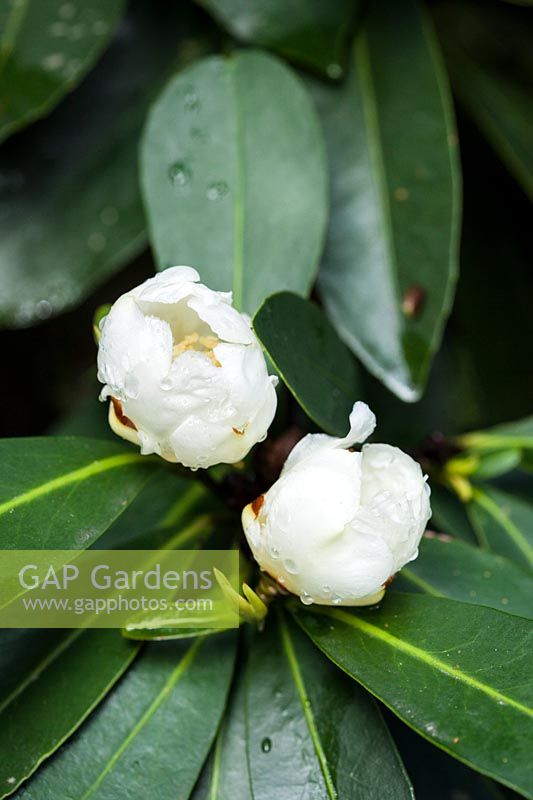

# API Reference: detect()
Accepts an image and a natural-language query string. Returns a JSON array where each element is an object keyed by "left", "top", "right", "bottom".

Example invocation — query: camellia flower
[
  {"left": 242, "top": 402, "right": 431, "bottom": 606},
  {"left": 97, "top": 266, "right": 277, "bottom": 469}
]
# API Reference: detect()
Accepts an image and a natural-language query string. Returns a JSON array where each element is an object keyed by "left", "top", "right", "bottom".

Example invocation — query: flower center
[{"left": 172, "top": 332, "right": 221, "bottom": 367}]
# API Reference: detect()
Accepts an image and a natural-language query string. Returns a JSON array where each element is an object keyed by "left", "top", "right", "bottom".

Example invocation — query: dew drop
[
  {"left": 92, "top": 20, "right": 109, "bottom": 35},
  {"left": 321, "top": 584, "right": 331, "bottom": 595},
  {"left": 124, "top": 373, "right": 140, "bottom": 399},
  {"left": 206, "top": 181, "right": 228, "bottom": 201},
  {"left": 269, "top": 545, "right": 280, "bottom": 559},
  {"left": 332, "top": 594, "right": 342, "bottom": 605},
  {"left": 161, "top": 376, "right": 173, "bottom": 391},
  {"left": 59, "top": 2, "right": 75, "bottom": 19},
  {"left": 300, "top": 592, "right": 313, "bottom": 606},
  {"left": 168, "top": 161, "right": 191, "bottom": 187},
  {"left": 87, "top": 232, "right": 106, "bottom": 252},
  {"left": 326, "top": 63, "right": 342, "bottom": 79},
  {"left": 261, "top": 737, "right": 272, "bottom": 753},
  {"left": 42, "top": 53, "right": 65, "bottom": 70},
  {"left": 35, "top": 299, "right": 53, "bottom": 320},
  {"left": 283, "top": 558, "right": 298, "bottom": 575},
  {"left": 184, "top": 87, "right": 200, "bottom": 112}
]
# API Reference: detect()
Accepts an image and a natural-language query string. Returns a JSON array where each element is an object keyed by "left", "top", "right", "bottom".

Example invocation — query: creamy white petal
[{"left": 242, "top": 404, "right": 430, "bottom": 606}]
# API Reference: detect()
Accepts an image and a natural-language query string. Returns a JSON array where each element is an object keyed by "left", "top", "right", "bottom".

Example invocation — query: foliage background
[{"left": 0, "top": 0, "right": 532, "bottom": 799}]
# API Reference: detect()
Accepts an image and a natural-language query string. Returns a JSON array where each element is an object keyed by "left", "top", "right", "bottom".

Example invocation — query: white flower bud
[
  {"left": 242, "top": 402, "right": 431, "bottom": 606},
  {"left": 97, "top": 266, "right": 277, "bottom": 469}
]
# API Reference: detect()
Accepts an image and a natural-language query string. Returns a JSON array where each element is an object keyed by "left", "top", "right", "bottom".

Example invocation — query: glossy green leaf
[
  {"left": 245, "top": 610, "right": 413, "bottom": 799},
  {"left": 14, "top": 634, "right": 236, "bottom": 800},
  {"left": 0, "top": 1, "right": 212, "bottom": 328},
  {"left": 468, "top": 485, "right": 533, "bottom": 571},
  {"left": 0, "top": 437, "right": 157, "bottom": 549},
  {"left": 434, "top": 1, "right": 533, "bottom": 199},
  {"left": 0, "top": 629, "right": 138, "bottom": 799},
  {"left": 471, "top": 449, "right": 522, "bottom": 480},
  {"left": 191, "top": 671, "right": 251, "bottom": 800},
  {"left": 197, "top": 0, "right": 361, "bottom": 76},
  {"left": 253, "top": 292, "right": 362, "bottom": 436},
  {"left": 311, "top": 0, "right": 461, "bottom": 401},
  {"left": 0, "top": 0, "right": 124, "bottom": 144},
  {"left": 394, "top": 536, "right": 533, "bottom": 619},
  {"left": 292, "top": 595, "right": 533, "bottom": 797},
  {"left": 141, "top": 50, "right": 327, "bottom": 315},
  {"left": 429, "top": 484, "right": 477, "bottom": 544}
]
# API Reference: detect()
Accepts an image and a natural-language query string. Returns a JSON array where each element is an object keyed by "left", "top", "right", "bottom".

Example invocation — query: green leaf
[
  {"left": 0, "top": 629, "right": 138, "bottom": 799},
  {"left": 197, "top": 0, "right": 362, "bottom": 77},
  {"left": 245, "top": 610, "right": 413, "bottom": 799},
  {"left": 468, "top": 485, "right": 533, "bottom": 572},
  {"left": 394, "top": 536, "right": 533, "bottom": 619},
  {"left": 191, "top": 671, "right": 251, "bottom": 800},
  {"left": 0, "top": 437, "right": 157, "bottom": 549},
  {"left": 0, "top": 1, "right": 212, "bottom": 328},
  {"left": 429, "top": 484, "right": 477, "bottom": 544},
  {"left": 310, "top": 0, "right": 461, "bottom": 401},
  {"left": 141, "top": 50, "right": 328, "bottom": 315},
  {"left": 14, "top": 634, "right": 236, "bottom": 800},
  {"left": 253, "top": 292, "right": 362, "bottom": 436},
  {"left": 434, "top": 1, "right": 533, "bottom": 200},
  {"left": 459, "top": 416, "right": 533, "bottom": 466},
  {"left": 0, "top": 0, "right": 124, "bottom": 144},
  {"left": 292, "top": 595, "right": 533, "bottom": 798}
]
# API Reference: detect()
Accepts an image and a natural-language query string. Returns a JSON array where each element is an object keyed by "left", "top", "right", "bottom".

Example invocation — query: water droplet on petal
[
  {"left": 261, "top": 738, "right": 272, "bottom": 753},
  {"left": 300, "top": 592, "right": 313, "bottom": 606},
  {"left": 161, "top": 376, "right": 173, "bottom": 391},
  {"left": 283, "top": 558, "right": 298, "bottom": 575},
  {"left": 124, "top": 373, "right": 139, "bottom": 399},
  {"left": 322, "top": 584, "right": 331, "bottom": 595},
  {"left": 269, "top": 545, "right": 280, "bottom": 559}
]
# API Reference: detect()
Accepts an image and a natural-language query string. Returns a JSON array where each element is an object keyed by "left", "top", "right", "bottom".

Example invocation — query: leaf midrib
[
  {"left": 472, "top": 489, "right": 533, "bottom": 568},
  {"left": 279, "top": 612, "right": 337, "bottom": 800},
  {"left": 313, "top": 607, "right": 533, "bottom": 718},
  {"left": 0, "top": 452, "right": 148, "bottom": 517},
  {"left": 80, "top": 638, "right": 202, "bottom": 799},
  {"left": 228, "top": 56, "right": 245, "bottom": 311},
  {"left": 0, "top": 629, "right": 83, "bottom": 715}
]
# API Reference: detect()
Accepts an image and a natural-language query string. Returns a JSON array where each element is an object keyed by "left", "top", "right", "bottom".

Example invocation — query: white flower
[
  {"left": 242, "top": 402, "right": 431, "bottom": 606},
  {"left": 97, "top": 266, "right": 277, "bottom": 469}
]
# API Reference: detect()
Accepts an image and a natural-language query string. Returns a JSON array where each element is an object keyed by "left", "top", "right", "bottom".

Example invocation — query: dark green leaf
[
  {"left": 0, "top": 437, "right": 157, "bottom": 549},
  {"left": 0, "top": 630, "right": 138, "bottom": 799},
  {"left": 141, "top": 50, "right": 327, "bottom": 315},
  {"left": 393, "top": 536, "right": 533, "bottom": 619},
  {"left": 429, "top": 484, "right": 477, "bottom": 544},
  {"left": 0, "top": 1, "right": 212, "bottom": 328},
  {"left": 197, "top": 0, "right": 361, "bottom": 76},
  {"left": 191, "top": 670, "right": 251, "bottom": 800},
  {"left": 434, "top": 1, "right": 533, "bottom": 199},
  {"left": 311, "top": 0, "right": 461, "bottom": 401},
  {"left": 14, "top": 634, "right": 236, "bottom": 800},
  {"left": 0, "top": 0, "right": 124, "bottom": 143},
  {"left": 253, "top": 292, "right": 362, "bottom": 436},
  {"left": 292, "top": 594, "right": 533, "bottom": 797},
  {"left": 245, "top": 610, "right": 413, "bottom": 799},
  {"left": 468, "top": 485, "right": 533, "bottom": 571}
]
